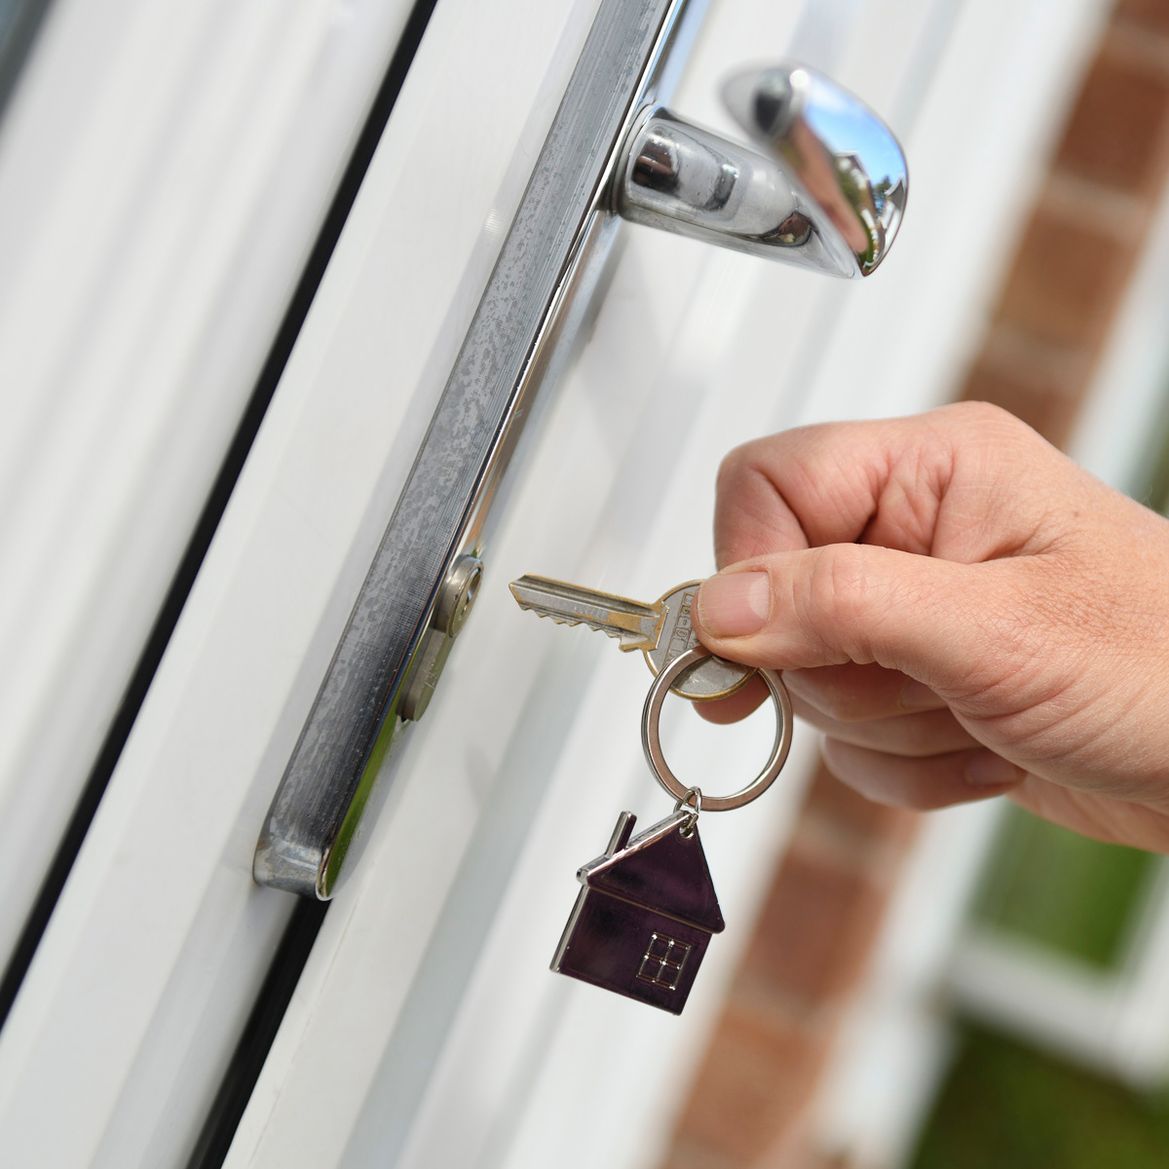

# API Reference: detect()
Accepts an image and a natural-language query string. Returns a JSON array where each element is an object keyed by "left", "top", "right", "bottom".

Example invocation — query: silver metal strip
[{"left": 254, "top": 0, "right": 704, "bottom": 897}]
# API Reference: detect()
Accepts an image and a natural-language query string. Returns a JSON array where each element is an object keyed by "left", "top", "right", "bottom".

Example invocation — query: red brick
[
  {"left": 960, "top": 344, "right": 1092, "bottom": 450},
  {"left": 738, "top": 841, "right": 890, "bottom": 1005},
  {"left": 801, "top": 762, "right": 919, "bottom": 855},
  {"left": 670, "top": 1002, "right": 832, "bottom": 1165},
  {"left": 773, "top": 1148, "right": 856, "bottom": 1169},
  {"left": 994, "top": 197, "right": 1134, "bottom": 351},
  {"left": 1055, "top": 43, "right": 1169, "bottom": 194},
  {"left": 656, "top": 1144, "right": 736, "bottom": 1169},
  {"left": 1116, "top": 0, "right": 1169, "bottom": 38}
]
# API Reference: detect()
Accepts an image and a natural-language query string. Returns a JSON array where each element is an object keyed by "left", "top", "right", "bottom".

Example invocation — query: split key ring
[{"left": 641, "top": 647, "right": 793, "bottom": 812}]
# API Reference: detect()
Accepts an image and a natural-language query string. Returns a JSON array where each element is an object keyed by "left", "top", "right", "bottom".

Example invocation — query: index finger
[{"left": 714, "top": 402, "right": 1056, "bottom": 568}]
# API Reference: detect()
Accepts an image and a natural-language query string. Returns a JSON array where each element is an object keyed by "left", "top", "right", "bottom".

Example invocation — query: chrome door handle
[{"left": 618, "top": 64, "right": 907, "bottom": 277}]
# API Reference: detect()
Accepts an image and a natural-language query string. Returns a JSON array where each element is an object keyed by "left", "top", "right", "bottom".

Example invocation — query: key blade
[{"left": 509, "top": 574, "right": 663, "bottom": 651}]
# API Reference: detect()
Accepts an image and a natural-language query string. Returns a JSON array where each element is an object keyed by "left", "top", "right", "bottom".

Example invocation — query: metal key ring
[{"left": 641, "top": 647, "right": 793, "bottom": 812}]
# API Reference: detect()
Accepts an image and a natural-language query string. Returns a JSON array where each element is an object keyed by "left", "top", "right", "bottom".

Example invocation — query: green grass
[
  {"left": 908, "top": 1024, "right": 1169, "bottom": 1169},
  {"left": 973, "top": 809, "right": 1156, "bottom": 969}
]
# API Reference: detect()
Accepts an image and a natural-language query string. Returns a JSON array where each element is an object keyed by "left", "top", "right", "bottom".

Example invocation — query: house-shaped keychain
[{"left": 551, "top": 808, "right": 725, "bottom": 1014}]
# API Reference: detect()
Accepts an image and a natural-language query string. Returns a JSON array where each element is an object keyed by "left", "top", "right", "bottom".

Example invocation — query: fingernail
[
  {"left": 698, "top": 572, "right": 771, "bottom": 637},
  {"left": 965, "top": 751, "right": 1025, "bottom": 788}
]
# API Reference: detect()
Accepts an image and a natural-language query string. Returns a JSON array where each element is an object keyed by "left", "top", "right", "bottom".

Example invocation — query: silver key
[{"left": 508, "top": 574, "right": 753, "bottom": 700}]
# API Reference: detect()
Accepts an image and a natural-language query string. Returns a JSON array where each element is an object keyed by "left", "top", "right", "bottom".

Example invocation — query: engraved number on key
[{"left": 508, "top": 575, "right": 753, "bottom": 700}]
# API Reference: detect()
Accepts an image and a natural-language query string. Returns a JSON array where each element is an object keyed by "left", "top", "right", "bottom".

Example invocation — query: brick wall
[
  {"left": 659, "top": 3, "right": 1169, "bottom": 1167},
  {"left": 663, "top": 770, "right": 917, "bottom": 1169},
  {"left": 971, "top": 0, "right": 1169, "bottom": 447}
]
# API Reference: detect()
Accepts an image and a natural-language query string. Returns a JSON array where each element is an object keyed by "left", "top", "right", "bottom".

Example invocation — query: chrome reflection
[{"left": 618, "top": 63, "right": 908, "bottom": 279}]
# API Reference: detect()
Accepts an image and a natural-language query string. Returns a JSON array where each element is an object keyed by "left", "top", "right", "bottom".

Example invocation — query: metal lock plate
[
  {"left": 400, "top": 556, "right": 483, "bottom": 722},
  {"left": 253, "top": 0, "right": 705, "bottom": 898}
]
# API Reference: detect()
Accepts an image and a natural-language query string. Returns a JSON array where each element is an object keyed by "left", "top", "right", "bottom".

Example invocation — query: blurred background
[{"left": 3, "top": 0, "right": 1169, "bottom": 1167}]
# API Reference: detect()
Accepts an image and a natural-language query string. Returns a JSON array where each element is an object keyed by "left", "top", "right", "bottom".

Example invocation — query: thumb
[{"left": 694, "top": 545, "right": 1018, "bottom": 695}]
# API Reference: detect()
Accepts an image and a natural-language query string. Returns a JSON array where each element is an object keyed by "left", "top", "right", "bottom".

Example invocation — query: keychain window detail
[
  {"left": 637, "top": 935, "right": 691, "bottom": 991},
  {"left": 550, "top": 807, "right": 725, "bottom": 1014}
]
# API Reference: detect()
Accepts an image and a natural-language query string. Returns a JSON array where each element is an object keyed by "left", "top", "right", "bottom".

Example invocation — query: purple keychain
[{"left": 551, "top": 647, "right": 793, "bottom": 1014}]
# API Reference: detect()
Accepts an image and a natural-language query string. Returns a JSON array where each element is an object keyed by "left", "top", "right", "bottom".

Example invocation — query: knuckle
[
  {"left": 826, "top": 699, "right": 868, "bottom": 725},
  {"left": 802, "top": 545, "right": 871, "bottom": 655},
  {"left": 714, "top": 444, "right": 787, "bottom": 568},
  {"left": 715, "top": 441, "right": 761, "bottom": 497},
  {"left": 795, "top": 673, "right": 869, "bottom": 722},
  {"left": 714, "top": 440, "right": 779, "bottom": 514},
  {"left": 832, "top": 691, "right": 877, "bottom": 723},
  {"left": 821, "top": 740, "right": 915, "bottom": 808},
  {"left": 946, "top": 399, "right": 1007, "bottom": 423},
  {"left": 715, "top": 427, "right": 817, "bottom": 499},
  {"left": 940, "top": 400, "right": 1036, "bottom": 449}
]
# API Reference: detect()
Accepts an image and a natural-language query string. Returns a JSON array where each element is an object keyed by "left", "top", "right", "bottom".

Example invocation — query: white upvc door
[
  {"left": 0, "top": 0, "right": 1108, "bottom": 1166},
  {"left": 0, "top": 0, "right": 422, "bottom": 971},
  {"left": 232, "top": 2, "right": 1105, "bottom": 1165}
]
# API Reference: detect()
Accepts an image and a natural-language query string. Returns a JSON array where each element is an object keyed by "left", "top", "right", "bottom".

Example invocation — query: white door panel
[
  {"left": 0, "top": 1, "right": 603, "bottom": 1164},
  {"left": 0, "top": 0, "right": 418, "bottom": 971}
]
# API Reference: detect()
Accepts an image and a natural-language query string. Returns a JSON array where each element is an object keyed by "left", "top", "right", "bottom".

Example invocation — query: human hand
[{"left": 693, "top": 402, "right": 1169, "bottom": 852}]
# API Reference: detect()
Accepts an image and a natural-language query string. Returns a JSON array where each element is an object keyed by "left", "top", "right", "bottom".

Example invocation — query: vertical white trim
[
  {"left": 1071, "top": 180, "right": 1169, "bottom": 494},
  {"left": 0, "top": 0, "right": 417, "bottom": 965}
]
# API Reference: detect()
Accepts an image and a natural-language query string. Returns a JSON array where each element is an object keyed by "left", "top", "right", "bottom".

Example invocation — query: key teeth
[
  {"left": 510, "top": 576, "right": 658, "bottom": 651},
  {"left": 536, "top": 610, "right": 624, "bottom": 641},
  {"left": 522, "top": 606, "right": 640, "bottom": 647}
]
